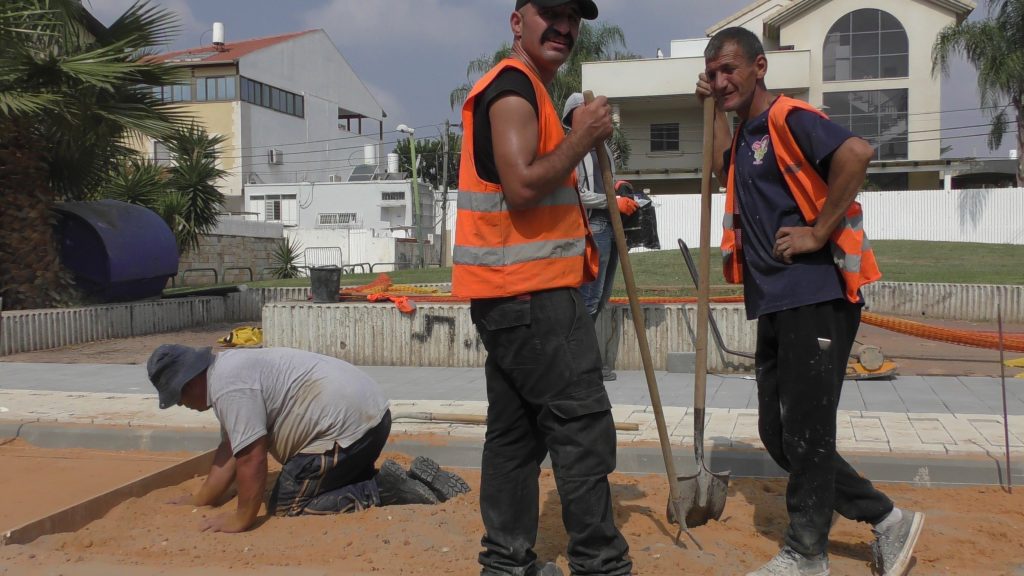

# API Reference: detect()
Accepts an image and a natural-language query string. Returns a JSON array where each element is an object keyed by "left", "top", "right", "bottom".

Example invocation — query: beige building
[
  {"left": 583, "top": 0, "right": 976, "bottom": 194},
  {"left": 137, "top": 27, "right": 386, "bottom": 212}
]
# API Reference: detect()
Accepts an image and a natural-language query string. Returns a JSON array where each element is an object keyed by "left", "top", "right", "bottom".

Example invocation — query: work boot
[
  {"left": 871, "top": 509, "right": 925, "bottom": 576},
  {"left": 375, "top": 459, "right": 438, "bottom": 506},
  {"left": 408, "top": 455, "right": 471, "bottom": 502},
  {"left": 746, "top": 546, "right": 830, "bottom": 576}
]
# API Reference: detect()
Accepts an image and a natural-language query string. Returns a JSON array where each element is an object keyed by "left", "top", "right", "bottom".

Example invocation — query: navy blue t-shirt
[{"left": 724, "top": 99, "right": 856, "bottom": 319}]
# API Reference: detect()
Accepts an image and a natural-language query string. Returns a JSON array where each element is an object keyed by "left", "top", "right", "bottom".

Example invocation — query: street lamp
[{"left": 396, "top": 124, "right": 425, "bottom": 267}]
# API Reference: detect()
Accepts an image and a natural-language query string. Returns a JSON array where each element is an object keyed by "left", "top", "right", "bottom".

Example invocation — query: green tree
[
  {"left": 933, "top": 0, "right": 1024, "bottom": 186},
  {"left": 99, "top": 125, "right": 228, "bottom": 254},
  {"left": 449, "top": 21, "right": 638, "bottom": 169},
  {"left": 0, "top": 0, "right": 185, "bottom": 310},
  {"left": 392, "top": 130, "right": 462, "bottom": 192}
]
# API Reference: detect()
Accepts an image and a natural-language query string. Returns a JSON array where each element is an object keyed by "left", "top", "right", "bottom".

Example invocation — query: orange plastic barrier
[{"left": 861, "top": 312, "right": 1024, "bottom": 353}]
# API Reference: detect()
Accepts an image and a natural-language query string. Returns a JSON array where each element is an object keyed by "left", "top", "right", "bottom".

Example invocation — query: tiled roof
[{"left": 153, "top": 29, "right": 318, "bottom": 65}]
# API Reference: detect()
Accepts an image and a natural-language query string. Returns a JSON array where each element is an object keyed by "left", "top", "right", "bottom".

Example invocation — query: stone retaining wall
[{"left": 177, "top": 235, "right": 281, "bottom": 286}]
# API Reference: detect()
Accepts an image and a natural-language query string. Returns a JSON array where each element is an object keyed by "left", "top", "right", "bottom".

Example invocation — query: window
[
  {"left": 152, "top": 83, "right": 191, "bottom": 103},
  {"left": 194, "top": 76, "right": 237, "bottom": 101},
  {"left": 153, "top": 141, "right": 173, "bottom": 166},
  {"left": 381, "top": 191, "right": 406, "bottom": 201},
  {"left": 239, "top": 77, "right": 304, "bottom": 118},
  {"left": 266, "top": 199, "right": 281, "bottom": 221},
  {"left": 318, "top": 213, "right": 358, "bottom": 226},
  {"left": 650, "top": 123, "right": 680, "bottom": 152},
  {"left": 823, "top": 9, "right": 908, "bottom": 81},
  {"left": 823, "top": 89, "right": 908, "bottom": 160}
]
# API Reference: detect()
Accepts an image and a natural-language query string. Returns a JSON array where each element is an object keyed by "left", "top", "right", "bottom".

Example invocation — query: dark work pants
[
  {"left": 268, "top": 410, "right": 391, "bottom": 516},
  {"left": 471, "top": 288, "right": 632, "bottom": 576},
  {"left": 756, "top": 300, "right": 893, "bottom": 557}
]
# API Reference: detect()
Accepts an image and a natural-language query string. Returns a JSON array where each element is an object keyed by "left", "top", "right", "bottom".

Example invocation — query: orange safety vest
[
  {"left": 452, "top": 59, "right": 598, "bottom": 299},
  {"left": 721, "top": 96, "right": 881, "bottom": 303}
]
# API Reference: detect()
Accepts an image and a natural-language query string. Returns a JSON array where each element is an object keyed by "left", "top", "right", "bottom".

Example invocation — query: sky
[{"left": 84, "top": 0, "right": 1014, "bottom": 160}]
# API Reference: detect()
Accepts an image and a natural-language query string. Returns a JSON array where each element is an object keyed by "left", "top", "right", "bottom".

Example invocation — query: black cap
[
  {"left": 515, "top": 0, "right": 598, "bottom": 20},
  {"left": 147, "top": 344, "right": 213, "bottom": 409}
]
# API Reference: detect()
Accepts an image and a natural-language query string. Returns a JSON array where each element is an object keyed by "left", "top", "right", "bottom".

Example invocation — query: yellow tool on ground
[
  {"left": 846, "top": 344, "right": 898, "bottom": 380},
  {"left": 218, "top": 326, "right": 263, "bottom": 347}
]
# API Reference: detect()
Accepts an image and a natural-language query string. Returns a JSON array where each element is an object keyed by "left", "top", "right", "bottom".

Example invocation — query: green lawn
[{"left": 165, "top": 240, "right": 1024, "bottom": 297}]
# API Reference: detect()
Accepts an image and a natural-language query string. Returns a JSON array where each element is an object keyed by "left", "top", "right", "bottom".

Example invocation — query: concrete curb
[{"left": 4, "top": 422, "right": 1020, "bottom": 488}]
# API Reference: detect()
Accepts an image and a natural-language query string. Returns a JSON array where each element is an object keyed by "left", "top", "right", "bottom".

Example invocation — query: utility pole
[
  {"left": 397, "top": 124, "right": 425, "bottom": 267},
  {"left": 439, "top": 120, "right": 450, "bottom": 268}
]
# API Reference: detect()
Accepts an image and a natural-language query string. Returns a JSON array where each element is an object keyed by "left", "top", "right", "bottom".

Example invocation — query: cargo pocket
[
  {"left": 548, "top": 388, "right": 612, "bottom": 420},
  {"left": 546, "top": 388, "right": 616, "bottom": 476}
]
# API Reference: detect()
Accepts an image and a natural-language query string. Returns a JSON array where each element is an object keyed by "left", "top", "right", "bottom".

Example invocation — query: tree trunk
[{"left": 0, "top": 120, "right": 75, "bottom": 311}]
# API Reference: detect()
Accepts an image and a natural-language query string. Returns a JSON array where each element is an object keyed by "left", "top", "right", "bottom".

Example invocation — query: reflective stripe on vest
[
  {"left": 451, "top": 58, "right": 598, "bottom": 299},
  {"left": 720, "top": 95, "right": 881, "bottom": 303},
  {"left": 456, "top": 185, "right": 579, "bottom": 212}
]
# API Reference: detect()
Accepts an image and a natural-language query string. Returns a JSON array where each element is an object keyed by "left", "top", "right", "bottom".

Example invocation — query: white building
[
  {"left": 583, "top": 0, "right": 976, "bottom": 194},
  {"left": 142, "top": 27, "right": 386, "bottom": 211},
  {"left": 243, "top": 175, "right": 440, "bottom": 270}
]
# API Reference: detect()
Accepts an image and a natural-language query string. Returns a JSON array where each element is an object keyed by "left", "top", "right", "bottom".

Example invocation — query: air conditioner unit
[
  {"left": 328, "top": 174, "right": 342, "bottom": 183},
  {"left": 268, "top": 149, "right": 284, "bottom": 165}
]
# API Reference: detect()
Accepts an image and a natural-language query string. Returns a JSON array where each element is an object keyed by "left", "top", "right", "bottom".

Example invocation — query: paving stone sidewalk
[{"left": 1, "top": 364, "right": 1021, "bottom": 457}]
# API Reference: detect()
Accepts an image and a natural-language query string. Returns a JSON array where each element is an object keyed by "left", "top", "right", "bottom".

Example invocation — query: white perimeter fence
[{"left": 444, "top": 187, "right": 1024, "bottom": 255}]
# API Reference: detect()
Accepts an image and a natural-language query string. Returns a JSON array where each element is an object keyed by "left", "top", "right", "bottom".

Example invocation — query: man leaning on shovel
[
  {"left": 147, "top": 345, "right": 469, "bottom": 533},
  {"left": 696, "top": 27, "right": 923, "bottom": 576},
  {"left": 451, "top": 0, "right": 632, "bottom": 575}
]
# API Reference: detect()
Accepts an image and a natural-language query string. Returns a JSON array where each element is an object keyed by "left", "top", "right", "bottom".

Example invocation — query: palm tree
[
  {"left": 98, "top": 124, "right": 227, "bottom": 253},
  {"left": 449, "top": 21, "right": 638, "bottom": 169},
  {"left": 0, "top": 0, "right": 185, "bottom": 309},
  {"left": 163, "top": 125, "right": 228, "bottom": 254},
  {"left": 933, "top": 0, "right": 1024, "bottom": 185}
]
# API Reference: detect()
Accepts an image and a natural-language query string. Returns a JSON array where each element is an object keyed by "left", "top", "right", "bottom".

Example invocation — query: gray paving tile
[
  {"left": 957, "top": 376, "right": 1024, "bottom": 416},
  {"left": 710, "top": 378, "right": 755, "bottom": 409},
  {"left": 922, "top": 375, "right": 991, "bottom": 414},
  {"left": 856, "top": 380, "right": 906, "bottom": 413},
  {"left": 838, "top": 382, "right": 866, "bottom": 411},
  {"left": 891, "top": 377, "right": 950, "bottom": 414}
]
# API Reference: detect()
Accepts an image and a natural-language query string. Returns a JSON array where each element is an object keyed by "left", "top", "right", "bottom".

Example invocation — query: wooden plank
[{"left": 1, "top": 448, "right": 214, "bottom": 546}]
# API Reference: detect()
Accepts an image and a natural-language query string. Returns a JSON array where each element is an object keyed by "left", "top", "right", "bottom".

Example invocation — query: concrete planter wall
[
  {"left": 1, "top": 297, "right": 225, "bottom": 356},
  {"left": 263, "top": 301, "right": 757, "bottom": 373},
  {"left": 863, "top": 282, "right": 1023, "bottom": 323},
  {"left": 3, "top": 282, "right": 1019, "bottom": 359}
]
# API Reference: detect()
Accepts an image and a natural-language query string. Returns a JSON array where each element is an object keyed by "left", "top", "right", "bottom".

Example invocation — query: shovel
[
  {"left": 676, "top": 97, "right": 731, "bottom": 528},
  {"left": 583, "top": 91, "right": 700, "bottom": 549}
]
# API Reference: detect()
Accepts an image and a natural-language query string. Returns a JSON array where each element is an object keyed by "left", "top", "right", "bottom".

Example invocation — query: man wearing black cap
[
  {"left": 148, "top": 345, "right": 469, "bottom": 533},
  {"left": 452, "top": 1, "right": 631, "bottom": 575}
]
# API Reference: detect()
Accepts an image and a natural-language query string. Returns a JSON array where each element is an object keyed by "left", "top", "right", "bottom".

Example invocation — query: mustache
[{"left": 541, "top": 27, "right": 574, "bottom": 49}]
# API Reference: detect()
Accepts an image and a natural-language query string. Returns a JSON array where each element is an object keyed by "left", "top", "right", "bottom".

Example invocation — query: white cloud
[
  {"left": 361, "top": 79, "right": 408, "bottom": 130},
  {"left": 302, "top": 0, "right": 506, "bottom": 51}
]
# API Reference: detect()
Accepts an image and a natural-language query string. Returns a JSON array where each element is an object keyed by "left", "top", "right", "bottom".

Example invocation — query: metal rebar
[{"left": 997, "top": 304, "right": 1012, "bottom": 494}]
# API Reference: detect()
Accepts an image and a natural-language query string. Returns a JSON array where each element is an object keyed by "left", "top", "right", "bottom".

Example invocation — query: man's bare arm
[
  {"left": 774, "top": 136, "right": 874, "bottom": 262},
  {"left": 200, "top": 435, "right": 268, "bottom": 533},
  {"left": 491, "top": 93, "right": 611, "bottom": 210},
  {"left": 187, "top": 439, "right": 236, "bottom": 506}
]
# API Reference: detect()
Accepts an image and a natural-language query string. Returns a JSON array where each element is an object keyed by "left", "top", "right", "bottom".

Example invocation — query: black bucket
[{"left": 309, "top": 266, "right": 341, "bottom": 303}]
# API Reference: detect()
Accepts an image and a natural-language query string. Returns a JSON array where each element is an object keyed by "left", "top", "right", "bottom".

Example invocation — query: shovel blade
[{"left": 673, "top": 469, "right": 730, "bottom": 528}]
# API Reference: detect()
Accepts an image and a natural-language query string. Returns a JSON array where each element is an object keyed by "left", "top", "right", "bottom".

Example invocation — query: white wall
[
  {"left": 443, "top": 188, "right": 1024, "bottom": 258},
  {"left": 285, "top": 228, "right": 397, "bottom": 269},
  {"left": 244, "top": 180, "right": 436, "bottom": 235},
  {"left": 239, "top": 30, "right": 384, "bottom": 187}
]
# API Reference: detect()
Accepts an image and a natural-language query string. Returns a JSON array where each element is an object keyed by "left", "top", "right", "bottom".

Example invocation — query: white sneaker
[
  {"left": 746, "top": 546, "right": 830, "bottom": 576},
  {"left": 872, "top": 510, "right": 925, "bottom": 576}
]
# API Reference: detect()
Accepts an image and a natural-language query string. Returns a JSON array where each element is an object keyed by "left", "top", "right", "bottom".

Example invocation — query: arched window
[{"left": 823, "top": 9, "right": 908, "bottom": 81}]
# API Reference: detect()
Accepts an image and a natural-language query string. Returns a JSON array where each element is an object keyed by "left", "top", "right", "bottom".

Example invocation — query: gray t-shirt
[{"left": 206, "top": 348, "right": 390, "bottom": 464}]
